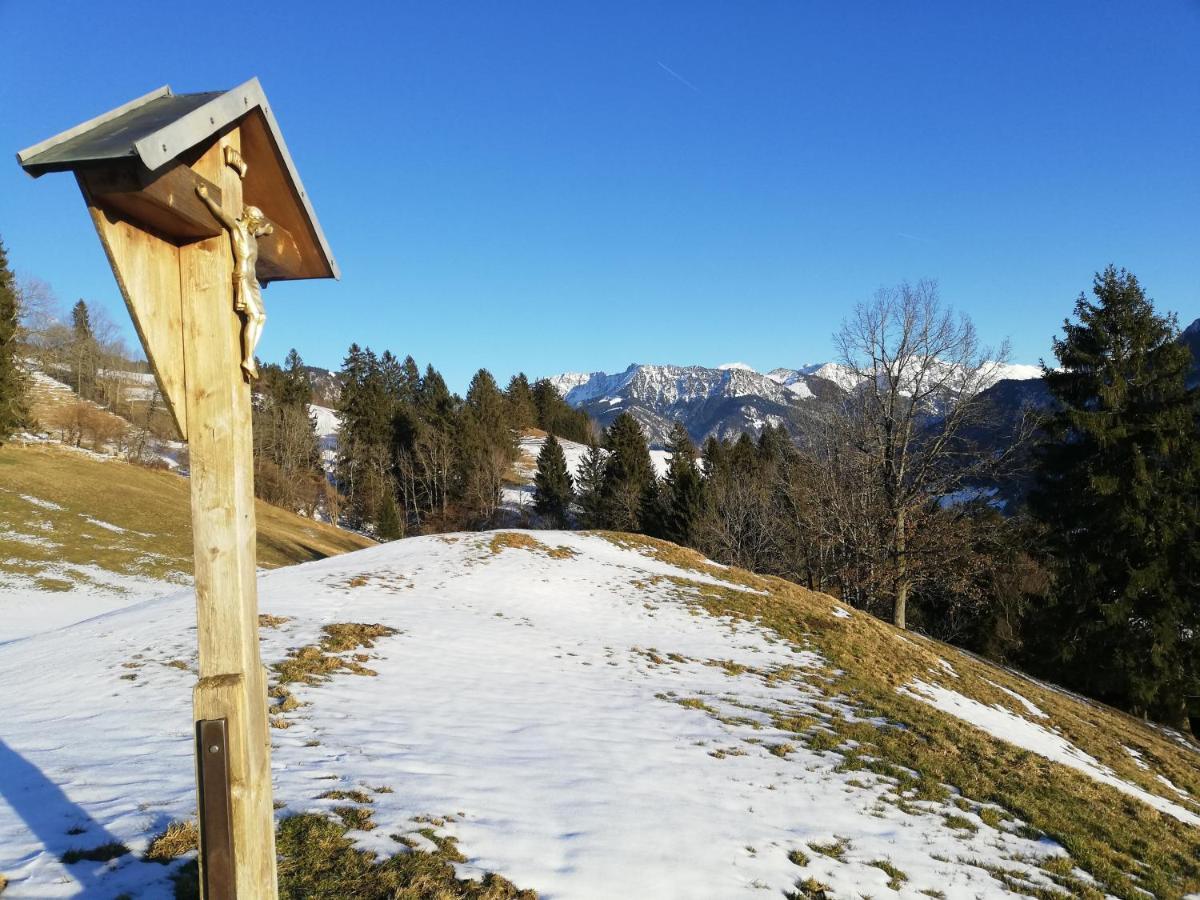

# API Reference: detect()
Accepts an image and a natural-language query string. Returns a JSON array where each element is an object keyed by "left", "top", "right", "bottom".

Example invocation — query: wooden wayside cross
[{"left": 17, "top": 79, "right": 338, "bottom": 899}]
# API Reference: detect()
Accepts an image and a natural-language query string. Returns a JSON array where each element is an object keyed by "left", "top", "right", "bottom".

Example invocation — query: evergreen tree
[
  {"left": 574, "top": 441, "right": 607, "bottom": 528},
  {"left": 701, "top": 435, "right": 727, "bottom": 479},
  {"left": 464, "top": 369, "right": 509, "bottom": 445},
  {"left": 455, "top": 369, "right": 517, "bottom": 522},
  {"left": 71, "top": 299, "right": 92, "bottom": 339},
  {"left": 600, "top": 413, "right": 654, "bottom": 531},
  {"left": 280, "top": 349, "right": 314, "bottom": 407},
  {"left": 505, "top": 373, "right": 538, "bottom": 430},
  {"left": 336, "top": 344, "right": 392, "bottom": 527},
  {"left": 394, "top": 363, "right": 455, "bottom": 525},
  {"left": 1031, "top": 267, "right": 1200, "bottom": 728},
  {"left": 756, "top": 424, "right": 792, "bottom": 466},
  {"left": 418, "top": 365, "right": 455, "bottom": 425},
  {"left": 69, "top": 298, "right": 97, "bottom": 399},
  {"left": 533, "top": 434, "right": 574, "bottom": 526},
  {"left": 638, "top": 476, "right": 666, "bottom": 539},
  {"left": 531, "top": 377, "right": 594, "bottom": 443},
  {"left": 376, "top": 489, "right": 403, "bottom": 540},
  {"left": 379, "top": 350, "right": 407, "bottom": 404},
  {"left": 400, "top": 355, "right": 422, "bottom": 399},
  {"left": 661, "top": 423, "right": 706, "bottom": 545},
  {"left": 0, "top": 237, "right": 27, "bottom": 443}
]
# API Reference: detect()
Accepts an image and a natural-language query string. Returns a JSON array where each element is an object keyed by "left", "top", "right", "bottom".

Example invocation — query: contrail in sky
[{"left": 657, "top": 61, "right": 700, "bottom": 93}]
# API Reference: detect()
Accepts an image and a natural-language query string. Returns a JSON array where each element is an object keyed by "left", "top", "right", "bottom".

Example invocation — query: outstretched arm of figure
[{"left": 196, "top": 183, "right": 236, "bottom": 231}]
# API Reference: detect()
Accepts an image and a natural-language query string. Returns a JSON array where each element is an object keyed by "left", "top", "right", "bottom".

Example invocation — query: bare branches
[{"left": 831, "top": 280, "right": 1023, "bottom": 628}]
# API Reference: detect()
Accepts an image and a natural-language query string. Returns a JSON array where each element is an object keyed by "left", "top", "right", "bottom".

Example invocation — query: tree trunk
[{"left": 893, "top": 506, "right": 908, "bottom": 629}]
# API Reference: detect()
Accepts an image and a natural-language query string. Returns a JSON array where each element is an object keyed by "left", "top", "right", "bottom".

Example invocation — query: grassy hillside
[
  {"left": 0, "top": 443, "right": 372, "bottom": 592},
  {"left": 597, "top": 534, "right": 1200, "bottom": 897}
]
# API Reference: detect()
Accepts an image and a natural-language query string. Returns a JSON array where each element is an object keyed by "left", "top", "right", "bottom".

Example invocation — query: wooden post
[
  {"left": 18, "top": 80, "right": 339, "bottom": 900},
  {"left": 183, "top": 126, "right": 278, "bottom": 899}
]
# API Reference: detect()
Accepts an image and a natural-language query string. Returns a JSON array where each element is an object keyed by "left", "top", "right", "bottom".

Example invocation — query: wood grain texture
[
  {"left": 86, "top": 159, "right": 305, "bottom": 281},
  {"left": 237, "top": 109, "right": 327, "bottom": 280},
  {"left": 77, "top": 176, "right": 189, "bottom": 439},
  {"left": 182, "top": 127, "right": 279, "bottom": 900},
  {"left": 85, "top": 162, "right": 224, "bottom": 242}
]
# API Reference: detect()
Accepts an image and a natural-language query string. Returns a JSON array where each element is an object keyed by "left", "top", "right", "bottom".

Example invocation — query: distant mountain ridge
[{"left": 548, "top": 360, "right": 1043, "bottom": 447}]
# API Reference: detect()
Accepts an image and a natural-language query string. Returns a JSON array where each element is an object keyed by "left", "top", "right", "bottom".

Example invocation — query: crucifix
[
  {"left": 16, "top": 79, "right": 339, "bottom": 899},
  {"left": 196, "top": 146, "right": 271, "bottom": 380}
]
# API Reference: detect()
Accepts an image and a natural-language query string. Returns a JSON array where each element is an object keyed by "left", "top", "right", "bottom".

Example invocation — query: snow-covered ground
[
  {"left": 310, "top": 404, "right": 340, "bottom": 473},
  {"left": 0, "top": 530, "right": 1148, "bottom": 899},
  {"left": 0, "top": 566, "right": 179, "bottom": 643},
  {"left": 309, "top": 404, "right": 340, "bottom": 440}
]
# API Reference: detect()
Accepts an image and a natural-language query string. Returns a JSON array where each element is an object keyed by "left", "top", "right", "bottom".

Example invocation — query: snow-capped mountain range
[{"left": 548, "top": 360, "right": 1042, "bottom": 447}]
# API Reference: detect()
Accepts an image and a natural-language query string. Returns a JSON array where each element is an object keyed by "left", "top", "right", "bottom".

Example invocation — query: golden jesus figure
[{"left": 196, "top": 173, "right": 271, "bottom": 380}]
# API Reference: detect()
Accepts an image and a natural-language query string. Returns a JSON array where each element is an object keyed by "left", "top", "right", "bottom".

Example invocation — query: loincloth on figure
[{"left": 232, "top": 274, "right": 265, "bottom": 318}]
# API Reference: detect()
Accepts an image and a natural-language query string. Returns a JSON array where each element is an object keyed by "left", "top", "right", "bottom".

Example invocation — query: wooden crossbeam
[{"left": 84, "top": 162, "right": 303, "bottom": 281}]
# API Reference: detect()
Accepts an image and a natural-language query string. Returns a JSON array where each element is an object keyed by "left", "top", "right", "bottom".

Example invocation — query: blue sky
[{"left": 2, "top": 1, "right": 1197, "bottom": 392}]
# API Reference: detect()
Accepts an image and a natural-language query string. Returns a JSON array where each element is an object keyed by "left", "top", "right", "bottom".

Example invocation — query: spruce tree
[
  {"left": 533, "top": 434, "right": 574, "bottom": 526},
  {"left": 376, "top": 489, "right": 403, "bottom": 540},
  {"left": 455, "top": 369, "right": 517, "bottom": 522},
  {"left": 575, "top": 441, "right": 607, "bottom": 528},
  {"left": 600, "top": 412, "right": 655, "bottom": 532},
  {"left": 336, "top": 344, "right": 391, "bottom": 527},
  {"left": 638, "top": 476, "right": 665, "bottom": 538},
  {"left": 379, "top": 350, "right": 406, "bottom": 404},
  {"left": 701, "top": 436, "right": 727, "bottom": 478},
  {"left": 69, "top": 298, "right": 97, "bottom": 399},
  {"left": 464, "top": 369, "right": 510, "bottom": 447},
  {"left": 71, "top": 298, "right": 92, "bottom": 338},
  {"left": 531, "top": 377, "right": 594, "bottom": 443},
  {"left": 0, "top": 237, "right": 27, "bottom": 443},
  {"left": 505, "top": 373, "right": 538, "bottom": 430},
  {"left": 1031, "top": 266, "right": 1200, "bottom": 728},
  {"left": 418, "top": 365, "right": 455, "bottom": 426},
  {"left": 400, "top": 355, "right": 422, "bottom": 400},
  {"left": 661, "top": 423, "right": 706, "bottom": 545},
  {"left": 281, "top": 349, "right": 314, "bottom": 407}
]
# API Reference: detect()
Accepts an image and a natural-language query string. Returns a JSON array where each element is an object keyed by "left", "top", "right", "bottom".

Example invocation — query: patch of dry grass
[
  {"left": 320, "top": 789, "right": 374, "bottom": 804},
  {"left": 272, "top": 624, "right": 400, "bottom": 687},
  {"left": 173, "top": 811, "right": 537, "bottom": 900},
  {"left": 488, "top": 531, "right": 577, "bottom": 559},
  {"left": 145, "top": 820, "right": 198, "bottom": 863},
  {"left": 0, "top": 444, "right": 373, "bottom": 588},
  {"left": 333, "top": 805, "right": 376, "bottom": 831}
]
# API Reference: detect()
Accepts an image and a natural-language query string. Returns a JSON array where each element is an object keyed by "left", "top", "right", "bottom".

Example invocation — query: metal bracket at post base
[{"left": 197, "top": 718, "right": 237, "bottom": 900}]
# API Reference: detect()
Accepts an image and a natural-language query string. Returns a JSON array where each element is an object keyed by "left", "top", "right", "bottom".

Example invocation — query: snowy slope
[
  {"left": 2, "top": 531, "right": 1197, "bottom": 898},
  {"left": 309, "top": 404, "right": 340, "bottom": 439},
  {"left": 309, "top": 404, "right": 341, "bottom": 472}
]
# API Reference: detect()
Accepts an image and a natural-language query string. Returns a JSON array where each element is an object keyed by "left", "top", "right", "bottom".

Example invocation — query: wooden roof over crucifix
[{"left": 16, "top": 77, "right": 338, "bottom": 282}]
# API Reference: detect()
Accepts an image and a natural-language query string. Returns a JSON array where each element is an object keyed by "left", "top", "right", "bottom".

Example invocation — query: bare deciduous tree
[{"left": 833, "top": 279, "right": 1027, "bottom": 628}]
